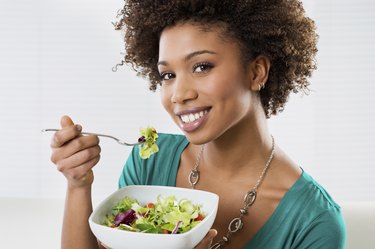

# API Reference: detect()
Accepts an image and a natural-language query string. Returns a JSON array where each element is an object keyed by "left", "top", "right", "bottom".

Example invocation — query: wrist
[
  {"left": 65, "top": 182, "right": 93, "bottom": 211},
  {"left": 66, "top": 170, "right": 94, "bottom": 189},
  {"left": 67, "top": 181, "right": 92, "bottom": 192}
]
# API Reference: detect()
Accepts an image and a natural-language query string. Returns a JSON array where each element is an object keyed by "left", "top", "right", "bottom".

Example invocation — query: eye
[
  {"left": 159, "top": 72, "right": 175, "bottom": 81},
  {"left": 193, "top": 62, "right": 214, "bottom": 73}
]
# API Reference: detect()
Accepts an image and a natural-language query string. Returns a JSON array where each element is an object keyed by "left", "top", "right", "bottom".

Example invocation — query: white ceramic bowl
[{"left": 89, "top": 185, "right": 219, "bottom": 249}]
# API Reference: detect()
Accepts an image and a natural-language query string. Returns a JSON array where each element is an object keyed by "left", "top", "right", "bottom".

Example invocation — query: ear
[{"left": 247, "top": 55, "right": 271, "bottom": 92}]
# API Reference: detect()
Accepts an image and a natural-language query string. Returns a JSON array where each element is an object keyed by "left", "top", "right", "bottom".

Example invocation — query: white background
[{"left": 1, "top": 0, "right": 375, "bottom": 206}]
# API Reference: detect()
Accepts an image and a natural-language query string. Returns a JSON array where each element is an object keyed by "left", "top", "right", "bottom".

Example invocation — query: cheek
[
  {"left": 160, "top": 86, "right": 172, "bottom": 112},
  {"left": 204, "top": 75, "right": 247, "bottom": 101}
]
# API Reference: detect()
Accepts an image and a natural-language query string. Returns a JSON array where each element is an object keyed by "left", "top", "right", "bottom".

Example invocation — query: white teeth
[
  {"left": 189, "top": 114, "right": 195, "bottom": 122},
  {"left": 180, "top": 110, "right": 208, "bottom": 124}
]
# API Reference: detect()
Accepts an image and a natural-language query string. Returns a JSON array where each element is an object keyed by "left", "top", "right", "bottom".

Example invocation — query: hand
[
  {"left": 194, "top": 229, "right": 218, "bottom": 249},
  {"left": 50, "top": 115, "right": 101, "bottom": 188}
]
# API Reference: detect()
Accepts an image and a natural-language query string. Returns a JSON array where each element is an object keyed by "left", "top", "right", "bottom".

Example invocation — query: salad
[
  {"left": 138, "top": 127, "right": 159, "bottom": 159},
  {"left": 103, "top": 195, "right": 205, "bottom": 234}
]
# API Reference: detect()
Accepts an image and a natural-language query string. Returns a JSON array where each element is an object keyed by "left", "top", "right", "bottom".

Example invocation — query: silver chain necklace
[{"left": 188, "top": 136, "right": 275, "bottom": 249}]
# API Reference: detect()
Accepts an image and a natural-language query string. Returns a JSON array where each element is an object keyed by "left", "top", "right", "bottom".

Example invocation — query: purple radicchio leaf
[{"left": 114, "top": 209, "right": 137, "bottom": 226}]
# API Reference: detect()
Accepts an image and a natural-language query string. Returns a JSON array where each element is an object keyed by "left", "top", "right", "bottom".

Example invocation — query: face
[{"left": 158, "top": 22, "right": 257, "bottom": 144}]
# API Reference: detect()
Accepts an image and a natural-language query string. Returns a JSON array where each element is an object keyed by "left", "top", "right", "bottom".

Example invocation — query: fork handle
[
  {"left": 42, "top": 128, "right": 113, "bottom": 137},
  {"left": 41, "top": 128, "right": 141, "bottom": 146}
]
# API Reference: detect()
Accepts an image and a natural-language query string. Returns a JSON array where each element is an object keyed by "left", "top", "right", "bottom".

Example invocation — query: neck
[{"left": 201, "top": 115, "right": 273, "bottom": 174}]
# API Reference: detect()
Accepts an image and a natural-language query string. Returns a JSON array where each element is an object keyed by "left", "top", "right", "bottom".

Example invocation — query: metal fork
[{"left": 41, "top": 129, "right": 145, "bottom": 146}]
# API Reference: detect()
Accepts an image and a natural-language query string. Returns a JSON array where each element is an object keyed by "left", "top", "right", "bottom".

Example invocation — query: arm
[
  {"left": 62, "top": 183, "right": 99, "bottom": 249},
  {"left": 50, "top": 116, "right": 101, "bottom": 249}
]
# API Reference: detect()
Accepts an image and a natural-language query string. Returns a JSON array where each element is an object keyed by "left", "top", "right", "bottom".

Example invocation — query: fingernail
[{"left": 76, "top": 124, "right": 82, "bottom": 132}]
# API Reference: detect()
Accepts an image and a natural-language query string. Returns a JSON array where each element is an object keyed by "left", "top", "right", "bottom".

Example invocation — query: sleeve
[
  {"left": 291, "top": 209, "right": 347, "bottom": 249},
  {"left": 118, "top": 145, "right": 144, "bottom": 188}
]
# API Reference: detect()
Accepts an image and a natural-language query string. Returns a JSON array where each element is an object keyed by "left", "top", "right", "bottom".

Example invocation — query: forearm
[{"left": 61, "top": 184, "right": 99, "bottom": 249}]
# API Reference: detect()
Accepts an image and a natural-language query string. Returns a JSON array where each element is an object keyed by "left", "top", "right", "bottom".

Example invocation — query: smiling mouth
[{"left": 179, "top": 109, "right": 209, "bottom": 124}]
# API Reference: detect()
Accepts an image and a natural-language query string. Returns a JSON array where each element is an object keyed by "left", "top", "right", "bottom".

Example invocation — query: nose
[{"left": 170, "top": 75, "right": 198, "bottom": 104}]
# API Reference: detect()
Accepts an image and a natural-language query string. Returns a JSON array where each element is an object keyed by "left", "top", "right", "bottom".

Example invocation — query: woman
[{"left": 50, "top": 0, "right": 346, "bottom": 248}]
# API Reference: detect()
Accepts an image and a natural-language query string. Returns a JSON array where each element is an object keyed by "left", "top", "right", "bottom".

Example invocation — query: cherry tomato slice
[{"left": 194, "top": 213, "right": 204, "bottom": 221}]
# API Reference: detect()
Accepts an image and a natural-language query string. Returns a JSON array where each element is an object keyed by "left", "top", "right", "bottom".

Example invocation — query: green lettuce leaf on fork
[{"left": 138, "top": 127, "right": 159, "bottom": 159}]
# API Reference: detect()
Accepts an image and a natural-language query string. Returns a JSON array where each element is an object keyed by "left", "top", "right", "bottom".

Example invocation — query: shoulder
[
  {"left": 156, "top": 133, "right": 188, "bottom": 148},
  {"left": 149, "top": 133, "right": 189, "bottom": 160},
  {"left": 288, "top": 170, "right": 347, "bottom": 248},
  {"left": 118, "top": 133, "right": 189, "bottom": 187},
  {"left": 297, "top": 170, "right": 342, "bottom": 213},
  {"left": 131, "top": 133, "right": 188, "bottom": 159}
]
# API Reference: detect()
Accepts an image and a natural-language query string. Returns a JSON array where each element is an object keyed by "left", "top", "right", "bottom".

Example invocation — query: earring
[{"left": 258, "top": 83, "right": 265, "bottom": 91}]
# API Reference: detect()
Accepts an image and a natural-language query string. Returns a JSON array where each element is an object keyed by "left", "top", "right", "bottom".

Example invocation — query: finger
[
  {"left": 51, "top": 124, "right": 82, "bottom": 148},
  {"left": 56, "top": 145, "right": 101, "bottom": 172},
  {"left": 60, "top": 115, "right": 74, "bottom": 128},
  {"left": 64, "top": 155, "right": 101, "bottom": 181},
  {"left": 51, "top": 135, "right": 99, "bottom": 163},
  {"left": 195, "top": 229, "right": 217, "bottom": 248},
  {"left": 50, "top": 115, "right": 80, "bottom": 148}
]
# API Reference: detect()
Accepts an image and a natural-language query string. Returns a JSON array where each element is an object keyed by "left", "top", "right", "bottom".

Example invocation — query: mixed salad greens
[
  {"left": 103, "top": 195, "right": 205, "bottom": 234},
  {"left": 138, "top": 127, "right": 159, "bottom": 159}
]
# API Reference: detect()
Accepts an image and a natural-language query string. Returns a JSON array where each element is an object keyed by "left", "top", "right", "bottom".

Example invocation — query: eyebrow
[{"left": 157, "top": 50, "right": 217, "bottom": 66}]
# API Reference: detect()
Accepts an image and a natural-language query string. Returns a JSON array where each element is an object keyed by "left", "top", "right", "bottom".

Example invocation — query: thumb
[
  {"left": 60, "top": 115, "right": 75, "bottom": 128},
  {"left": 195, "top": 229, "right": 217, "bottom": 248},
  {"left": 206, "top": 229, "right": 218, "bottom": 243},
  {"left": 207, "top": 229, "right": 217, "bottom": 237}
]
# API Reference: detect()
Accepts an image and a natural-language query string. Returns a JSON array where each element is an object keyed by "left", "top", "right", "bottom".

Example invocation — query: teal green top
[{"left": 119, "top": 133, "right": 346, "bottom": 248}]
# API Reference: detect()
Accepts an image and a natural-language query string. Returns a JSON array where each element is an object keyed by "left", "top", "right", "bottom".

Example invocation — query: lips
[{"left": 176, "top": 108, "right": 210, "bottom": 132}]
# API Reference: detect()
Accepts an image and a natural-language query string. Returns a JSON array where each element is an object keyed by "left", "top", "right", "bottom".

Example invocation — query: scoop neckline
[{"left": 172, "top": 136, "right": 306, "bottom": 247}]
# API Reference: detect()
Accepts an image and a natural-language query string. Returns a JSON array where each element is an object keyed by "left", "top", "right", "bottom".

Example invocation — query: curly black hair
[{"left": 113, "top": 0, "right": 318, "bottom": 117}]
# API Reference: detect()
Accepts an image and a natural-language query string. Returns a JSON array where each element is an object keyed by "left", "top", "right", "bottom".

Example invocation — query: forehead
[{"left": 158, "top": 22, "right": 237, "bottom": 61}]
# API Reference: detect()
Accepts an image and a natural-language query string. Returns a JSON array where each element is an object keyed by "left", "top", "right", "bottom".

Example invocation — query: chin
[{"left": 182, "top": 132, "right": 210, "bottom": 145}]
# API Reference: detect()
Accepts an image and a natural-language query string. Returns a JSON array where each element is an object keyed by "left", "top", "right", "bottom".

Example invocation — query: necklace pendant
[
  {"left": 188, "top": 169, "right": 199, "bottom": 187},
  {"left": 243, "top": 190, "right": 257, "bottom": 207},
  {"left": 228, "top": 217, "right": 244, "bottom": 233}
]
